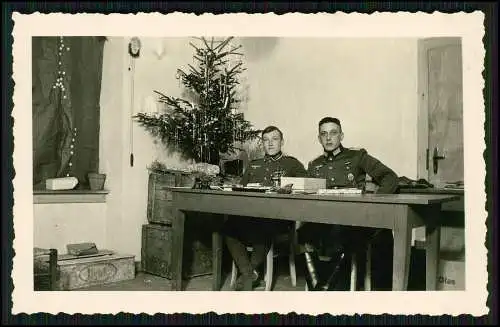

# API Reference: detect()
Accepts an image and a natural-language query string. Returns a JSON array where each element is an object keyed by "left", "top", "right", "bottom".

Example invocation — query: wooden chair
[
  {"left": 230, "top": 225, "right": 297, "bottom": 291},
  {"left": 350, "top": 242, "right": 373, "bottom": 291}
]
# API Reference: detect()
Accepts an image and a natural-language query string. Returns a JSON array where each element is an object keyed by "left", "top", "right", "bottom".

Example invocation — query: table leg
[
  {"left": 392, "top": 207, "right": 413, "bottom": 291},
  {"left": 212, "top": 230, "right": 223, "bottom": 291},
  {"left": 425, "top": 207, "right": 441, "bottom": 291},
  {"left": 171, "top": 209, "right": 185, "bottom": 291}
]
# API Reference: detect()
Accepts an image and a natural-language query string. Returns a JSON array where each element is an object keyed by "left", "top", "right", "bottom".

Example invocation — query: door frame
[{"left": 416, "top": 37, "right": 463, "bottom": 180}]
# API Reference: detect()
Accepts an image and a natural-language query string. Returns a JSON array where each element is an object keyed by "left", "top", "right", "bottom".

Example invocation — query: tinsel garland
[{"left": 134, "top": 37, "right": 261, "bottom": 165}]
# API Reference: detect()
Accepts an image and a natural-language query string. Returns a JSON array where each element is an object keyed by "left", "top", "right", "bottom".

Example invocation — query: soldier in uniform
[
  {"left": 221, "top": 125, "right": 307, "bottom": 291},
  {"left": 298, "top": 116, "right": 399, "bottom": 291}
]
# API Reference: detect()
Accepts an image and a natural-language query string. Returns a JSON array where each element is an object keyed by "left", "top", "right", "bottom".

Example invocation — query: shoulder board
[{"left": 348, "top": 147, "right": 367, "bottom": 153}]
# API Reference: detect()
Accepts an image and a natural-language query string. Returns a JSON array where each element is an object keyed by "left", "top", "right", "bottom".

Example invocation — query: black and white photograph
[{"left": 12, "top": 12, "right": 487, "bottom": 316}]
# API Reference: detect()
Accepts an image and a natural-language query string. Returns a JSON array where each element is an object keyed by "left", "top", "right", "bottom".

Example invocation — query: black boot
[
  {"left": 235, "top": 269, "right": 261, "bottom": 291},
  {"left": 250, "top": 240, "right": 270, "bottom": 288},
  {"left": 304, "top": 251, "right": 322, "bottom": 291},
  {"left": 235, "top": 273, "right": 253, "bottom": 291},
  {"left": 318, "top": 252, "right": 347, "bottom": 291},
  {"left": 251, "top": 269, "right": 264, "bottom": 288}
]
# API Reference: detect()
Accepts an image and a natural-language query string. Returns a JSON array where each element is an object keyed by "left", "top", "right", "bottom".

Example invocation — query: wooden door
[{"left": 417, "top": 38, "right": 464, "bottom": 188}]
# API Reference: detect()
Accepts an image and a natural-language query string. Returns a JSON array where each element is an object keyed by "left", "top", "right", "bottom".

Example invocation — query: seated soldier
[
  {"left": 298, "top": 117, "right": 399, "bottom": 291},
  {"left": 221, "top": 125, "right": 307, "bottom": 291}
]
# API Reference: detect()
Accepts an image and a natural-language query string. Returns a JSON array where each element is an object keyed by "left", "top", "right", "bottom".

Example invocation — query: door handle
[{"left": 432, "top": 147, "right": 446, "bottom": 174}]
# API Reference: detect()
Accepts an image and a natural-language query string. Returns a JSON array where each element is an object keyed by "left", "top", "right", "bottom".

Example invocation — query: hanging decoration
[
  {"left": 67, "top": 127, "right": 77, "bottom": 177},
  {"left": 128, "top": 37, "right": 141, "bottom": 167},
  {"left": 51, "top": 36, "right": 75, "bottom": 177},
  {"left": 133, "top": 37, "right": 261, "bottom": 166},
  {"left": 52, "top": 36, "right": 70, "bottom": 97}
]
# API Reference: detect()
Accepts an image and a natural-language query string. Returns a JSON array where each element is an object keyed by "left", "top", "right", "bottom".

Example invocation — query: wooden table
[
  {"left": 400, "top": 187, "right": 464, "bottom": 214},
  {"left": 400, "top": 187, "right": 465, "bottom": 256},
  {"left": 170, "top": 189, "right": 460, "bottom": 291}
]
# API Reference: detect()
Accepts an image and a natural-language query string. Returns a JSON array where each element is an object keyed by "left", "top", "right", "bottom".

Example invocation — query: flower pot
[{"left": 88, "top": 173, "right": 106, "bottom": 190}]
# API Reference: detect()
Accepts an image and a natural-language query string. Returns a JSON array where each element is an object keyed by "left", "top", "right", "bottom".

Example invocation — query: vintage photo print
[{"left": 12, "top": 12, "right": 487, "bottom": 316}]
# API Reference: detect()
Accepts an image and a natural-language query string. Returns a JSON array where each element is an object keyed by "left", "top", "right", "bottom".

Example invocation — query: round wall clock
[{"left": 128, "top": 37, "right": 141, "bottom": 58}]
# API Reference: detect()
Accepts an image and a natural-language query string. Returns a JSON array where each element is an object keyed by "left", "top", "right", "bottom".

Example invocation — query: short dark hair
[
  {"left": 261, "top": 125, "right": 283, "bottom": 140},
  {"left": 318, "top": 117, "right": 342, "bottom": 131}
]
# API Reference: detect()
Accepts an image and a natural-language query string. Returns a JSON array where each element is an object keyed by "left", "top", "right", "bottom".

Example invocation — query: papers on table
[{"left": 317, "top": 188, "right": 363, "bottom": 195}]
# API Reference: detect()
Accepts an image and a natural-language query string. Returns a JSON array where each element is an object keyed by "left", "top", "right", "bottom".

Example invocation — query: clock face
[{"left": 129, "top": 37, "right": 141, "bottom": 57}]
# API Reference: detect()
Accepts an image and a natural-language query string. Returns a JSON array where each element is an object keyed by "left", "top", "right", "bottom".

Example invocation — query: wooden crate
[
  {"left": 183, "top": 214, "right": 214, "bottom": 277},
  {"left": 141, "top": 223, "right": 173, "bottom": 279},
  {"left": 437, "top": 252, "right": 465, "bottom": 291},
  {"left": 147, "top": 170, "right": 194, "bottom": 225},
  {"left": 141, "top": 221, "right": 213, "bottom": 279},
  {"left": 56, "top": 251, "right": 135, "bottom": 290},
  {"left": 33, "top": 248, "right": 58, "bottom": 291}
]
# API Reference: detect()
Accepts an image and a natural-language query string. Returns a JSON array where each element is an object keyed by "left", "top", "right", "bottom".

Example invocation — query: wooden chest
[
  {"left": 56, "top": 251, "right": 135, "bottom": 290},
  {"left": 141, "top": 220, "right": 213, "bottom": 279},
  {"left": 147, "top": 170, "right": 194, "bottom": 225}
]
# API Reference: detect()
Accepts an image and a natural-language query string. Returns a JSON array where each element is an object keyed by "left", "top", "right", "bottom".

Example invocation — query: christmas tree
[{"left": 133, "top": 37, "right": 261, "bottom": 166}]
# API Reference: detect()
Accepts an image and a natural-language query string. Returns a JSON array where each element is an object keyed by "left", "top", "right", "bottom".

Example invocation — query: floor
[
  {"left": 77, "top": 258, "right": 308, "bottom": 292},
  {"left": 74, "top": 247, "right": 426, "bottom": 292}
]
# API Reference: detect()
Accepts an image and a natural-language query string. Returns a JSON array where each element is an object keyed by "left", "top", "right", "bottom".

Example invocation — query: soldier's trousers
[
  {"left": 297, "top": 222, "right": 394, "bottom": 290},
  {"left": 221, "top": 216, "right": 292, "bottom": 276}
]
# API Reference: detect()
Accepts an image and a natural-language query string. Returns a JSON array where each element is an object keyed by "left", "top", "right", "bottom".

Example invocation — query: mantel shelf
[{"left": 33, "top": 189, "right": 109, "bottom": 204}]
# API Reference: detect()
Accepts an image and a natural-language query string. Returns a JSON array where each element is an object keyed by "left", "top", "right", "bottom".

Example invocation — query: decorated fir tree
[{"left": 134, "top": 37, "right": 261, "bottom": 167}]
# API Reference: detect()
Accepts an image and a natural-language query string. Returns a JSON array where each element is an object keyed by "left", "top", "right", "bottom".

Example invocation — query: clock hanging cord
[{"left": 129, "top": 56, "right": 136, "bottom": 167}]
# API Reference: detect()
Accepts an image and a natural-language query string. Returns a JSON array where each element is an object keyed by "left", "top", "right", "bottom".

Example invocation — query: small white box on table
[{"left": 280, "top": 177, "right": 326, "bottom": 193}]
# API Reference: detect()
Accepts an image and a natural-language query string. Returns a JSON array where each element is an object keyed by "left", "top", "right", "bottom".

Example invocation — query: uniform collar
[
  {"left": 324, "top": 144, "right": 344, "bottom": 158},
  {"left": 264, "top": 151, "right": 283, "bottom": 162}
]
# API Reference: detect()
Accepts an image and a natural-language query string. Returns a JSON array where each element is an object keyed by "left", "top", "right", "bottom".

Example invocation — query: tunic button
[
  {"left": 328, "top": 166, "right": 333, "bottom": 170},
  {"left": 330, "top": 177, "right": 335, "bottom": 181},
  {"left": 329, "top": 157, "right": 332, "bottom": 161}
]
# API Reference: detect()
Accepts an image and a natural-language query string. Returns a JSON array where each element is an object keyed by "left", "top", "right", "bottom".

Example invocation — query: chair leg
[
  {"left": 265, "top": 244, "right": 274, "bottom": 291},
  {"left": 364, "top": 243, "right": 372, "bottom": 291},
  {"left": 350, "top": 252, "right": 357, "bottom": 291},
  {"left": 289, "top": 228, "right": 297, "bottom": 287},
  {"left": 230, "top": 260, "right": 238, "bottom": 290}
]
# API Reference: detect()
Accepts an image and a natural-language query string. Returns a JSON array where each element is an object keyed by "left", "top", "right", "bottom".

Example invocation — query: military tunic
[
  {"left": 241, "top": 153, "right": 308, "bottom": 187},
  {"left": 307, "top": 145, "right": 399, "bottom": 192},
  {"left": 223, "top": 152, "right": 307, "bottom": 243}
]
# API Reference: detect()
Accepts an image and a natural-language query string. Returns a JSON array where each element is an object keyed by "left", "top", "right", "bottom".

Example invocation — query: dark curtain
[{"left": 32, "top": 36, "right": 106, "bottom": 189}]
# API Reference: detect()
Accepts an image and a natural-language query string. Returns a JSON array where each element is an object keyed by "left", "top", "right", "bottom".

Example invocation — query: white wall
[
  {"left": 241, "top": 38, "right": 419, "bottom": 174},
  {"left": 34, "top": 37, "right": 421, "bottom": 260},
  {"left": 33, "top": 203, "right": 107, "bottom": 253}
]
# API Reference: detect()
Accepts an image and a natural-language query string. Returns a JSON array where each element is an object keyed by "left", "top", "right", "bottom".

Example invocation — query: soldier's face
[
  {"left": 262, "top": 130, "right": 283, "bottom": 156},
  {"left": 318, "top": 122, "right": 343, "bottom": 152}
]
